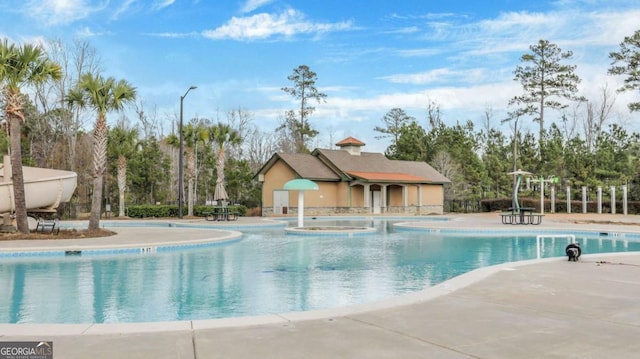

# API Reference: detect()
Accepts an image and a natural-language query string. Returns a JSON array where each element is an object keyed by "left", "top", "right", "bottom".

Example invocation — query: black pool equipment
[{"left": 565, "top": 242, "right": 581, "bottom": 262}]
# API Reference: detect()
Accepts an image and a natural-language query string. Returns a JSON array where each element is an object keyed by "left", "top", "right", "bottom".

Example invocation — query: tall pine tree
[{"left": 510, "top": 40, "right": 583, "bottom": 152}]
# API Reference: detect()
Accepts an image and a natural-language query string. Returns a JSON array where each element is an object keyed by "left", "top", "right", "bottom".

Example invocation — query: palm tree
[
  {"left": 67, "top": 73, "right": 136, "bottom": 230},
  {"left": 167, "top": 123, "right": 208, "bottom": 216},
  {"left": 209, "top": 123, "right": 241, "bottom": 205},
  {"left": 108, "top": 124, "right": 139, "bottom": 217},
  {"left": 0, "top": 39, "right": 62, "bottom": 233},
  {"left": 187, "top": 124, "right": 210, "bottom": 216},
  {"left": 165, "top": 132, "right": 181, "bottom": 207}
]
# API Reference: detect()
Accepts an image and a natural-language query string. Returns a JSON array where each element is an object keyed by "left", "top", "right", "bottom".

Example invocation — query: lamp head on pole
[{"left": 182, "top": 86, "right": 197, "bottom": 99}]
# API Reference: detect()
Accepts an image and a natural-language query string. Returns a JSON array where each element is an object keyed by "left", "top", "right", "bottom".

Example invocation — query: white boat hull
[{"left": 0, "top": 166, "right": 77, "bottom": 213}]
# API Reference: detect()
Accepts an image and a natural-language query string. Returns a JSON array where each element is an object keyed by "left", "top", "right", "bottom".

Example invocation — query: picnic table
[
  {"left": 204, "top": 206, "right": 239, "bottom": 221},
  {"left": 500, "top": 207, "right": 543, "bottom": 225}
]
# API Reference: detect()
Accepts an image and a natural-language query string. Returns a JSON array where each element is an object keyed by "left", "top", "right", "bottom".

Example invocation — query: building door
[
  {"left": 273, "top": 190, "right": 289, "bottom": 215},
  {"left": 372, "top": 191, "right": 381, "bottom": 214}
]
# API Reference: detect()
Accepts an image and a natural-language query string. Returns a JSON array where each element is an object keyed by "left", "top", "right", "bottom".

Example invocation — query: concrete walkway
[{"left": 1, "top": 213, "right": 640, "bottom": 358}]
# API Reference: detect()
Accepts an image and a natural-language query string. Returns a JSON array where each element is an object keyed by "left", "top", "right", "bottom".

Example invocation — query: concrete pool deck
[{"left": 1, "top": 213, "right": 640, "bottom": 358}]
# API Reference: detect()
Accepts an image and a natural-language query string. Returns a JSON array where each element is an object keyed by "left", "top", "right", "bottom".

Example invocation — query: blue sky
[{"left": 1, "top": 0, "right": 639, "bottom": 152}]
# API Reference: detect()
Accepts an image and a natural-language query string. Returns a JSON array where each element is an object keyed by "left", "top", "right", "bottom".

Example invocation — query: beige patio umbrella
[
  {"left": 213, "top": 179, "right": 228, "bottom": 205},
  {"left": 213, "top": 149, "right": 228, "bottom": 205}
]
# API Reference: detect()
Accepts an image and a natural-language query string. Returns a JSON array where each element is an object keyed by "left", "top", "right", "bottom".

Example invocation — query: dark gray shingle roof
[
  {"left": 256, "top": 148, "right": 450, "bottom": 184},
  {"left": 278, "top": 153, "right": 341, "bottom": 180},
  {"left": 315, "top": 149, "right": 450, "bottom": 183}
]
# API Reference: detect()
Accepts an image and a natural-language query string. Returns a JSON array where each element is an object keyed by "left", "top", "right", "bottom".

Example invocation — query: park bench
[
  {"left": 500, "top": 212, "right": 516, "bottom": 224},
  {"left": 36, "top": 217, "right": 60, "bottom": 234},
  {"left": 526, "top": 213, "right": 544, "bottom": 225}
]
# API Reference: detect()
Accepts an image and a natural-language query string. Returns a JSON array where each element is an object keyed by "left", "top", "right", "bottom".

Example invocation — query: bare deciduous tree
[
  {"left": 135, "top": 100, "right": 161, "bottom": 140},
  {"left": 37, "top": 39, "right": 102, "bottom": 172},
  {"left": 584, "top": 85, "right": 616, "bottom": 152},
  {"left": 426, "top": 99, "right": 442, "bottom": 129},
  {"left": 245, "top": 126, "right": 278, "bottom": 172},
  {"left": 226, "top": 107, "right": 252, "bottom": 158},
  {"left": 430, "top": 151, "right": 461, "bottom": 200}
]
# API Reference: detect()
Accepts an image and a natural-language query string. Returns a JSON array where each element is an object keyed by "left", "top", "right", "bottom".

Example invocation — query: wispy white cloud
[
  {"left": 202, "top": 8, "right": 353, "bottom": 41},
  {"left": 24, "top": 0, "right": 105, "bottom": 26},
  {"left": 382, "top": 26, "right": 420, "bottom": 35},
  {"left": 74, "top": 26, "right": 112, "bottom": 38},
  {"left": 75, "top": 26, "right": 97, "bottom": 38},
  {"left": 147, "top": 31, "right": 200, "bottom": 38},
  {"left": 153, "top": 0, "right": 175, "bottom": 10},
  {"left": 428, "top": 8, "right": 640, "bottom": 57},
  {"left": 113, "top": 0, "right": 175, "bottom": 20},
  {"left": 379, "top": 68, "right": 489, "bottom": 85},
  {"left": 25, "top": 36, "right": 48, "bottom": 49},
  {"left": 301, "top": 6, "right": 640, "bottom": 139},
  {"left": 393, "top": 48, "right": 442, "bottom": 58},
  {"left": 551, "top": 0, "right": 639, "bottom": 9},
  {"left": 388, "top": 12, "right": 462, "bottom": 21},
  {"left": 293, "top": 81, "right": 524, "bottom": 141},
  {"left": 341, "top": 7, "right": 639, "bottom": 141},
  {"left": 240, "top": 0, "right": 273, "bottom": 14},
  {"left": 316, "top": 46, "right": 389, "bottom": 64},
  {"left": 112, "top": 0, "right": 137, "bottom": 20}
]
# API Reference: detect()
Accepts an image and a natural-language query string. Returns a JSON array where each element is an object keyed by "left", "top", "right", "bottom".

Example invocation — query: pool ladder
[{"left": 536, "top": 234, "right": 576, "bottom": 259}]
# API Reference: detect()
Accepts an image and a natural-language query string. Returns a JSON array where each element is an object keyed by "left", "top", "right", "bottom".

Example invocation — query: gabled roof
[
  {"left": 347, "top": 171, "right": 428, "bottom": 183},
  {"left": 314, "top": 149, "right": 386, "bottom": 172},
  {"left": 392, "top": 159, "right": 451, "bottom": 184},
  {"left": 255, "top": 138, "right": 450, "bottom": 185},
  {"left": 314, "top": 149, "right": 450, "bottom": 184},
  {"left": 255, "top": 152, "right": 341, "bottom": 180}
]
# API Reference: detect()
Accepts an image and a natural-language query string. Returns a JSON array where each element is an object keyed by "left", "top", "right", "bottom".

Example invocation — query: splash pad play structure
[
  {"left": 0, "top": 155, "right": 77, "bottom": 230},
  {"left": 284, "top": 225, "right": 377, "bottom": 236},
  {"left": 281, "top": 179, "right": 376, "bottom": 235}
]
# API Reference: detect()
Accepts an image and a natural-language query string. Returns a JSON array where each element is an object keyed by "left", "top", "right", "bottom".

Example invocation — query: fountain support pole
[
  {"left": 297, "top": 191, "right": 304, "bottom": 227},
  {"left": 282, "top": 179, "right": 319, "bottom": 229}
]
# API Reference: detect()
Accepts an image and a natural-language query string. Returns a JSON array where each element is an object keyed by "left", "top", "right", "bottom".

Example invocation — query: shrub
[
  {"left": 125, "top": 205, "right": 176, "bottom": 218},
  {"left": 125, "top": 204, "right": 247, "bottom": 218}
]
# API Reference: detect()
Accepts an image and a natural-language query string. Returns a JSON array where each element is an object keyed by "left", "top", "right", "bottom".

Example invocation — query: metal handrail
[{"left": 536, "top": 234, "right": 576, "bottom": 259}]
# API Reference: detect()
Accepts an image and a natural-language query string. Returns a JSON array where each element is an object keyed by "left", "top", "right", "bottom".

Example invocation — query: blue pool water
[{"left": 1, "top": 218, "right": 639, "bottom": 324}]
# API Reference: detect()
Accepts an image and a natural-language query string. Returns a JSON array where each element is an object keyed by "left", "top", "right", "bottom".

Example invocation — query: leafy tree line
[
  {"left": 0, "top": 38, "right": 285, "bottom": 231},
  {"left": 1, "top": 30, "right": 639, "bottom": 232},
  {"left": 376, "top": 34, "right": 640, "bottom": 211},
  {"left": 386, "top": 113, "right": 640, "bottom": 208},
  {"left": 4, "top": 103, "right": 269, "bottom": 218}
]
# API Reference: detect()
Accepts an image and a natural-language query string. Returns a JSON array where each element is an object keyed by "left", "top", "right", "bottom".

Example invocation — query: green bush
[
  {"left": 125, "top": 205, "right": 176, "bottom": 218},
  {"left": 126, "top": 204, "right": 247, "bottom": 218}
]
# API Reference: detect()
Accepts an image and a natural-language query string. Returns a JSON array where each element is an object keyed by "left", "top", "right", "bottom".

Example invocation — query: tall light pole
[{"left": 178, "top": 85, "right": 197, "bottom": 219}]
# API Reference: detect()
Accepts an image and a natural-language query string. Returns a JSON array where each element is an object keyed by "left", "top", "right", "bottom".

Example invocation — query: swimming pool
[{"left": 1, "top": 218, "right": 639, "bottom": 324}]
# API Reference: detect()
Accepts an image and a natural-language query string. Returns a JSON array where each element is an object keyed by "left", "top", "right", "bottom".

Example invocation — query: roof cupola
[{"left": 335, "top": 137, "right": 365, "bottom": 156}]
